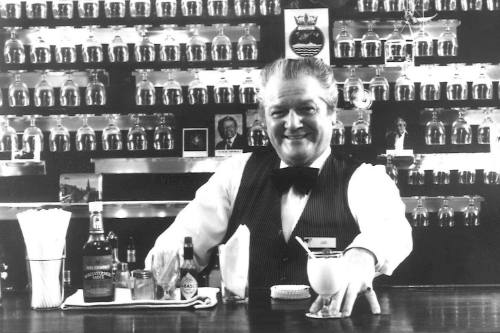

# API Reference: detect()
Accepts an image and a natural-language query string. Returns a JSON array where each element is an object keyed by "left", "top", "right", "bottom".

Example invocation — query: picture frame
[{"left": 183, "top": 128, "right": 209, "bottom": 157}]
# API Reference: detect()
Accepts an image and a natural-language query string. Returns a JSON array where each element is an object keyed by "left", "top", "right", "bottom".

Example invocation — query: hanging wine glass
[
  {"left": 361, "top": 22, "right": 381, "bottom": 58},
  {"left": 49, "top": 116, "right": 71, "bottom": 152},
  {"left": 208, "top": 0, "right": 228, "bottom": 16},
  {"left": 385, "top": 154, "right": 398, "bottom": 184},
  {"left": 156, "top": 0, "right": 177, "bottom": 17},
  {"left": 22, "top": 115, "right": 44, "bottom": 154},
  {"left": 188, "top": 70, "right": 208, "bottom": 105},
  {"left": 30, "top": 29, "right": 52, "bottom": 64},
  {"left": 420, "top": 66, "right": 441, "bottom": 101},
  {"left": 239, "top": 69, "right": 258, "bottom": 104},
  {"left": 463, "top": 196, "right": 480, "bottom": 227},
  {"left": 368, "top": 66, "right": 389, "bottom": 101},
  {"left": 154, "top": 113, "right": 175, "bottom": 150},
  {"left": 451, "top": 109, "right": 472, "bottom": 144},
  {"left": 55, "top": 31, "right": 77, "bottom": 64},
  {"left": 135, "top": 70, "right": 156, "bottom": 106},
  {"left": 4, "top": 28, "right": 25, "bottom": 64},
  {"left": 435, "top": 0, "right": 457, "bottom": 10},
  {"left": 108, "top": 26, "right": 129, "bottom": 63},
  {"left": 0, "top": 0, "right": 22, "bottom": 19},
  {"left": 0, "top": 88, "right": 3, "bottom": 108},
  {"left": 159, "top": 25, "right": 180, "bottom": 62},
  {"left": 461, "top": 0, "right": 483, "bottom": 10},
  {"left": 181, "top": 0, "right": 203, "bottom": 16},
  {"left": 385, "top": 22, "right": 406, "bottom": 62},
  {"left": 411, "top": 197, "right": 429, "bottom": 227},
  {"left": 486, "top": 0, "right": 500, "bottom": 9},
  {"left": 383, "top": 0, "right": 405, "bottom": 11},
  {"left": 26, "top": 0, "right": 48, "bottom": 19},
  {"left": 433, "top": 164, "right": 450, "bottom": 184},
  {"left": 408, "top": 155, "right": 425, "bottom": 185},
  {"left": 358, "top": 0, "right": 379, "bottom": 12},
  {"left": 395, "top": 63, "right": 415, "bottom": 101},
  {"left": 130, "top": 0, "right": 151, "bottom": 17},
  {"left": 214, "top": 69, "right": 234, "bottom": 104},
  {"left": 186, "top": 25, "right": 207, "bottom": 62},
  {"left": 446, "top": 65, "right": 468, "bottom": 100},
  {"left": 458, "top": 167, "right": 476, "bottom": 184},
  {"left": 484, "top": 168, "right": 500, "bottom": 184},
  {"left": 438, "top": 197, "right": 455, "bottom": 228},
  {"left": 234, "top": 0, "right": 256, "bottom": 16},
  {"left": 247, "top": 119, "right": 269, "bottom": 146},
  {"left": 413, "top": 23, "right": 434, "bottom": 57},
  {"left": 102, "top": 114, "right": 123, "bottom": 151},
  {"left": 237, "top": 24, "right": 258, "bottom": 61},
  {"left": 472, "top": 64, "right": 493, "bottom": 100},
  {"left": 53, "top": 0, "right": 74, "bottom": 19},
  {"left": 104, "top": 0, "right": 126, "bottom": 18},
  {"left": 76, "top": 114, "right": 97, "bottom": 152},
  {"left": 260, "top": 0, "right": 281, "bottom": 15},
  {"left": 8, "top": 72, "right": 30, "bottom": 107},
  {"left": 60, "top": 72, "right": 81, "bottom": 107},
  {"left": 343, "top": 67, "right": 364, "bottom": 105},
  {"left": 162, "top": 70, "right": 183, "bottom": 105},
  {"left": 0, "top": 116, "right": 18, "bottom": 152},
  {"left": 211, "top": 25, "right": 232, "bottom": 62},
  {"left": 78, "top": 0, "right": 100, "bottom": 18},
  {"left": 351, "top": 109, "right": 371, "bottom": 145},
  {"left": 135, "top": 27, "right": 156, "bottom": 62},
  {"left": 425, "top": 110, "right": 446, "bottom": 145},
  {"left": 478, "top": 108, "right": 493, "bottom": 144},
  {"left": 331, "top": 119, "right": 345, "bottom": 145},
  {"left": 437, "top": 21, "right": 458, "bottom": 57},
  {"left": 413, "top": 0, "right": 431, "bottom": 11},
  {"left": 127, "top": 114, "right": 148, "bottom": 151},
  {"left": 85, "top": 71, "right": 106, "bottom": 106},
  {"left": 34, "top": 71, "right": 55, "bottom": 107},
  {"left": 334, "top": 21, "right": 355, "bottom": 59},
  {"left": 82, "top": 26, "right": 104, "bottom": 63}
]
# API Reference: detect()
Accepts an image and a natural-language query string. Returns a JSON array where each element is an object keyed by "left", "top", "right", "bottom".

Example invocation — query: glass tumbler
[
  {"left": 437, "top": 21, "right": 458, "bottom": 57},
  {"left": 234, "top": 0, "right": 256, "bottom": 16},
  {"left": 0, "top": 0, "right": 22, "bottom": 19},
  {"left": 446, "top": 65, "right": 468, "bottom": 100},
  {"left": 78, "top": 0, "right": 100, "bottom": 18},
  {"left": 187, "top": 71, "right": 208, "bottom": 105},
  {"left": 135, "top": 29, "right": 156, "bottom": 63},
  {"left": 130, "top": 0, "right": 151, "bottom": 17},
  {"left": 213, "top": 69, "right": 234, "bottom": 104},
  {"left": 247, "top": 119, "right": 269, "bottom": 146},
  {"left": 239, "top": 70, "right": 258, "bottom": 104},
  {"left": 425, "top": 111, "right": 446, "bottom": 145},
  {"left": 181, "top": 0, "right": 203, "bottom": 16},
  {"left": 208, "top": 0, "right": 228, "bottom": 16},
  {"left": 105, "top": 0, "right": 126, "bottom": 18},
  {"left": 156, "top": 0, "right": 177, "bottom": 17},
  {"left": 357, "top": 0, "right": 379, "bottom": 12},
  {"left": 30, "top": 32, "right": 52, "bottom": 64},
  {"left": 351, "top": 110, "right": 371, "bottom": 145},
  {"left": 82, "top": 27, "right": 104, "bottom": 63},
  {"left": 331, "top": 120, "right": 345, "bottom": 146},
  {"left": 108, "top": 29, "right": 129, "bottom": 63},
  {"left": 259, "top": 0, "right": 281, "bottom": 15},
  {"left": 385, "top": 23, "right": 406, "bottom": 62},
  {"left": 26, "top": 0, "right": 48, "bottom": 19},
  {"left": 472, "top": 65, "right": 493, "bottom": 100},
  {"left": 477, "top": 108, "right": 493, "bottom": 144},
  {"left": 369, "top": 66, "right": 389, "bottom": 101},
  {"left": 413, "top": 23, "right": 434, "bottom": 57},
  {"left": 0, "top": 117, "right": 19, "bottom": 152},
  {"left": 52, "top": 0, "right": 74, "bottom": 19}
]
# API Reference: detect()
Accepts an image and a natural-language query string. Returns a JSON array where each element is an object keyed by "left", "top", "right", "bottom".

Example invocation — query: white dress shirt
[
  {"left": 150, "top": 148, "right": 413, "bottom": 276},
  {"left": 394, "top": 132, "right": 406, "bottom": 151}
]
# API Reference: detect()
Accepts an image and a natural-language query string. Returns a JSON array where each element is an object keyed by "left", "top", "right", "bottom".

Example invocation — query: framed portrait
[
  {"left": 385, "top": 116, "right": 414, "bottom": 156},
  {"left": 214, "top": 114, "right": 244, "bottom": 157},
  {"left": 183, "top": 128, "right": 209, "bottom": 157}
]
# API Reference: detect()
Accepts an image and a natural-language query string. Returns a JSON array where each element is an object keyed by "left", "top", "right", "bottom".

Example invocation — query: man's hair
[
  {"left": 259, "top": 57, "right": 338, "bottom": 111},
  {"left": 217, "top": 116, "right": 238, "bottom": 138}
]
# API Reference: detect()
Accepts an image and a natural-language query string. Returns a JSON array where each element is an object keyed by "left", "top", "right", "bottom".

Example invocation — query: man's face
[
  {"left": 222, "top": 120, "right": 237, "bottom": 139},
  {"left": 261, "top": 75, "right": 334, "bottom": 167},
  {"left": 396, "top": 120, "right": 406, "bottom": 135}
]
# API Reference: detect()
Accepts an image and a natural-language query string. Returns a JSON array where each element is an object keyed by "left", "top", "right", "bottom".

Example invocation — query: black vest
[{"left": 224, "top": 148, "right": 361, "bottom": 289}]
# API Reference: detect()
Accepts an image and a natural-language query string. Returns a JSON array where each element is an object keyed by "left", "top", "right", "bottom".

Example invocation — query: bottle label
[
  {"left": 127, "top": 250, "right": 136, "bottom": 263},
  {"left": 83, "top": 255, "right": 114, "bottom": 298},
  {"left": 180, "top": 272, "right": 198, "bottom": 299}
]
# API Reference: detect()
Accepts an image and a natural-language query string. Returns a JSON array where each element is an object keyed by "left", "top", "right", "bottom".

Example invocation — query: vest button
[{"left": 281, "top": 256, "right": 289, "bottom": 263}]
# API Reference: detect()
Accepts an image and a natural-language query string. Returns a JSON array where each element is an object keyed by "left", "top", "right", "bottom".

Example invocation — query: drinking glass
[
  {"left": 181, "top": 0, "right": 203, "bottom": 16},
  {"left": 385, "top": 155, "right": 398, "bottom": 184},
  {"left": 22, "top": 116, "right": 44, "bottom": 154},
  {"left": 259, "top": 0, "right": 281, "bottom": 15},
  {"left": 212, "top": 25, "right": 232, "bottom": 61},
  {"left": 433, "top": 167, "right": 450, "bottom": 185},
  {"left": 446, "top": 65, "right": 468, "bottom": 100},
  {"left": 105, "top": 0, "right": 126, "bottom": 18},
  {"left": 420, "top": 67, "right": 440, "bottom": 101},
  {"left": 53, "top": 0, "right": 74, "bottom": 19},
  {"left": 239, "top": 70, "right": 258, "bottom": 104},
  {"left": 437, "top": 21, "right": 458, "bottom": 57},
  {"left": 108, "top": 27, "right": 129, "bottom": 63},
  {"left": 334, "top": 21, "right": 355, "bottom": 59},
  {"left": 395, "top": 64, "right": 415, "bottom": 101},
  {"left": 369, "top": 66, "right": 389, "bottom": 101},
  {"left": 49, "top": 116, "right": 70, "bottom": 152},
  {"left": 343, "top": 67, "right": 364, "bottom": 105},
  {"left": 483, "top": 168, "right": 500, "bottom": 184},
  {"left": 413, "top": 23, "right": 434, "bottom": 57},
  {"left": 78, "top": 0, "right": 99, "bottom": 18},
  {"left": 208, "top": 0, "right": 228, "bottom": 16},
  {"left": 247, "top": 119, "right": 269, "bottom": 146},
  {"left": 8, "top": 72, "right": 30, "bottom": 107},
  {"left": 214, "top": 69, "right": 234, "bottom": 104},
  {"left": 385, "top": 23, "right": 406, "bottom": 62},
  {"left": 438, "top": 198, "right": 454, "bottom": 228},
  {"left": 186, "top": 26, "right": 207, "bottom": 62},
  {"left": 358, "top": 0, "right": 379, "bottom": 12},
  {"left": 0, "top": 0, "right": 22, "bottom": 19},
  {"left": 360, "top": 22, "right": 381, "bottom": 58},
  {"left": 306, "top": 251, "right": 344, "bottom": 319},
  {"left": 486, "top": 0, "right": 500, "bottom": 9},
  {"left": 55, "top": 33, "right": 77, "bottom": 64},
  {"left": 472, "top": 65, "right": 493, "bottom": 100},
  {"left": 383, "top": 0, "right": 405, "bottom": 11},
  {"left": 237, "top": 24, "right": 258, "bottom": 61},
  {"left": 135, "top": 28, "right": 156, "bottom": 63},
  {"left": 136, "top": 71, "right": 156, "bottom": 106},
  {"left": 425, "top": 111, "right": 446, "bottom": 145},
  {"left": 30, "top": 31, "right": 52, "bottom": 64},
  {"left": 60, "top": 72, "right": 81, "bottom": 107},
  {"left": 4, "top": 29, "right": 25, "bottom": 64},
  {"left": 463, "top": 196, "right": 480, "bottom": 227},
  {"left": 82, "top": 26, "right": 104, "bottom": 63},
  {"left": 408, "top": 155, "right": 425, "bottom": 185},
  {"left": 34, "top": 72, "right": 55, "bottom": 107},
  {"left": 26, "top": 0, "right": 47, "bottom": 19},
  {"left": 76, "top": 114, "right": 96, "bottom": 152},
  {"left": 458, "top": 167, "right": 476, "bottom": 184},
  {"left": 188, "top": 71, "right": 208, "bottom": 105},
  {"left": 0, "top": 117, "right": 18, "bottom": 152},
  {"left": 0, "top": 88, "right": 3, "bottom": 107},
  {"left": 102, "top": 115, "right": 123, "bottom": 151},
  {"left": 351, "top": 110, "right": 371, "bottom": 145},
  {"left": 331, "top": 120, "right": 345, "bottom": 145},
  {"left": 461, "top": 0, "right": 483, "bottom": 10},
  {"left": 162, "top": 70, "right": 183, "bottom": 105},
  {"left": 85, "top": 71, "right": 106, "bottom": 106},
  {"left": 127, "top": 115, "right": 148, "bottom": 151},
  {"left": 412, "top": 0, "right": 431, "bottom": 11},
  {"left": 156, "top": 0, "right": 177, "bottom": 17},
  {"left": 411, "top": 197, "right": 429, "bottom": 227},
  {"left": 451, "top": 110, "right": 471, "bottom": 144},
  {"left": 435, "top": 0, "right": 457, "bottom": 10},
  {"left": 159, "top": 25, "right": 180, "bottom": 62},
  {"left": 130, "top": 0, "right": 151, "bottom": 17},
  {"left": 154, "top": 113, "right": 175, "bottom": 150},
  {"left": 234, "top": 0, "right": 256, "bottom": 16},
  {"left": 477, "top": 108, "right": 493, "bottom": 144}
]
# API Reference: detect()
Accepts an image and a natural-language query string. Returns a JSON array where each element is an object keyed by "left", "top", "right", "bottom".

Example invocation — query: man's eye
[
  {"left": 270, "top": 109, "right": 287, "bottom": 117},
  {"left": 298, "top": 106, "right": 317, "bottom": 115}
]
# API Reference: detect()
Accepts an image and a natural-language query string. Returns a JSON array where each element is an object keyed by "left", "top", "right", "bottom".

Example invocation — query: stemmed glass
[
  {"left": 52, "top": 0, "right": 74, "bottom": 19},
  {"left": 357, "top": 0, "right": 379, "bottom": 12},
  {"left": 162, "top": 70, "right": 183, "bottom": 105},
  {"left": 331, "top": 120, "right": 345, "bottom": 145},
  {"left": 127, "top": 114, "right": 148, "bottom": 151},
  {"left": 369, "top": 66, "right": 389, "bottom": 101},
  {"left": 30, "top": 29, "right": 52, "bottom": 64},
  {"left": 82, "top": 26, "right": 104, "bottom": 63},
  {"left": 108, "top": 26, "right": 129, "bottom": 63},
  {"left": 486, "top": 0, "right": 500, "bottom": 9},
  {"left": 26, "top": 0, "right": 48, "bottom": 19},
  {"left": 102, "top": 114, "right": 123, "bottom": 151},
  {"left": 433, "top": 164, "right": 450, "bottom": 184},
  {"left": 247, "top": 119, "right": 269, "bottom": 146},
  {"left": 360, "top": 22, "right": 381, "bottom": 58},
  {"left": 385, "top": 154, "right": 398, "bottom": 184},
  {"left": 188, "top": 70, "right": 208, "bottom": 105},
  {"left": 4, "top": 28, "right": 25, "bottom": 64},
  {"left": 408, "top": 155, "right": 425, "bottom": 185},
  {"left": 186, "top": 25, "right": 207, "bottom": 62},
  {"left": 34, "top": 71, "right": 55, "bottom": 107},
  {"left": 461, "top": 0, "right": 483, "bottom": 10},
  {"left": 385, "top": 22, "right": 406, "bottom": 62},
  {"left": 160, "top": 25, "right": 180, "bottom": 62},
  {"left": 49, "top": 116, "right": 71, "bottom": 152},
  {"left": 478, "top": 108, "right": 493, "bottom": 144},
  {"left": 208, "top": 0, "right": 228, "bottom": 16},
  {"left": 464, "top": 196, "right": 480, "bottom": 227},
  {"left": 130, "top": 0, "right": 151, "bottom": 17},
  {"left": 212, "top": 25, "right": 232, "bottom": 61},
  {"left": 435, "top": 0, "right": 458, "bottom": 10},
  {"left": 413, "top": 23, "right": 434, "bottom": 57},
  {"left": 237, "top": 24, "right": 258, "bottom": 61},
  {"left": 484, "top": 168, "right": 500, "bottom": 184},
  {"left": 351, "top": 109, "right": 371, "bottom": 145},
  {"left": 8, "top": 72, "right": 30, "bottom": 107},
  {"left": 86, "top": 71, "right": 106, "bottom": 106},
  {"left": 0, "top": 0, "right": 22, "bottom": 19},
  {"left": 0, "top": 116, "right": 19, "bottom": 152},
  {"left": 343, "top": 67, "right": 364, "bottom": 105},
  {"left": 458, "top": 167, "right": 476, "bottom": 184},
  {"left": 438, "top": 197, "right": 455, "bottom": 228},
  {"left": 334, "top": 21, "right": 355, "bottom": 59},
  {"left": 411, "top": 197, "right": 429, "bottom": 227},
  {"left": 446, "top": 65, "right": 468, "bottom": 100},
  {"left": 55, "top": 31, "right": 77, "bottom": 64},
  {"left": 76, "top": 114, "right": 97, "bottom": 152},
  {"left": 156, "top": 0, "right": 177, "bottom": 17},
  {"left": 105, "top": 0, "right": 126, "bottom": 18},
  {"left": 154, "top": 113, "right": 175, "bottom": 150},
  {"left": 234, "top": 0, "right": 256, "bottom": 16},
  {"left": 135, "top": 70, "right": 156, "bottom": 106},
  {"left": 78, "top": 0, "right": 100, "bottom": 18},
  {"left": 60, "top": 72, "right": 81, "bottom": 107},
  {"left": 259, "top": 0, "right": 281, "bottom": 15},
  {"left": 22, "top": 115, "right": 44, "bottom": 154},
  {"left": 472, "top": 64, "right": 493, "bottom": 100},
  {"left": 306, "top": 251, "right": 344, "bottom": 319},
  {"left": 395, "top": 63, "right": 415, "bottom": 101},
  {"left": 383, "top": 0, "right": 405, "bottom": 11},
  {"left": 437, "top": 21, "right": 458, "bottom": 57},
  {"left": 420, "top": 67, "right": 441, "bottom": 101},
  {"left": 214, "top": 69, "right": 234, "bottom": 104},
  {"left": 425, "top": 111, "right": 446, "bottom": 145},
  {"left": 181, "top": 0, "right": 203, "bottom": 16},
  {"left": 135, "top": 27, "right": 156, "bottom": 63},
  {"left": 239, "top": 69, "right": 258, "bottom": 104},
  {"left": 451, "top": 109, "right": 471, "bottom": 144},
  {"left": 413, "top": 0, "right": 431, "bottom": 12}
]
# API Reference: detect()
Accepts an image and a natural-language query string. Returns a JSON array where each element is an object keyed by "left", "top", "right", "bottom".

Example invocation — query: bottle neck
[{"left": 88, "top": 212, "right": 105, "bottom": 240}]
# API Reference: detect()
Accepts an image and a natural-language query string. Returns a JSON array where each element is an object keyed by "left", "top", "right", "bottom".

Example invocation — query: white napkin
[{"left": 219, "top": 225, "right": 250, "bottom": 299}]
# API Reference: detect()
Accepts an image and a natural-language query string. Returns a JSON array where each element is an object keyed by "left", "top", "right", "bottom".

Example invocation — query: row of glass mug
[
  {"left": 334, "top": 21, "right": 457, "bottom": 59},
  {"left": 357, "top": 0, "right": 500, "bottom": 12},
  {"left": 3, "top": 25, "right": 258, "bottom": 64},
  {"left": 0, "top": 0, "right": 281, "bottom": 19},
  {"left": 410, "top": 196, "right": 480, "bottom": 228}
]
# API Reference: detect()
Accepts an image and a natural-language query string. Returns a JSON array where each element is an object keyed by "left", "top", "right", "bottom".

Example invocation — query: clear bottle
[
  {"left": 472, "top": 65, "right": 493, "bottom": 100},
  {"left": 126, "top": 236, "right": 137, "bottom": 272},
  {"left": 130, "top": 0, "right": 151, "bottom": 17},
  {"left": 360, "top": 22, "right": 381, "bottom": 58},
  {"left": 438, "top": 198, "right": 455, "bottom": 228},
  {"left": 212, "top": 25, "right": 232, "bottom": 61},
  {"left": 478, "top": 108, "right": 493, "bottom": 144},
  {"left": 358, "top": 0, "right": 379, "bottom": 12},
  {"left": 8, "top": 72, "right": 30, "bottom": 107},
  {"left": 464, "top": 196, "right": 480, "bottom": 227},
  {"left": 451, "top": 110, "right": 471, "bottom": 145},
  {"left": 53, "top": 0, "right": 74, "bottom": 19},
  {"left": 208, "top": 0, "right": 228, "bottom": 16},
  {"left": 181, "top": 0, "right": 203, "bottom": 16},
  {"left": 107, "top": 231, "right": 121, "bottom": 284},
  {"left": 180, "top": 237, "right": 198, "bottom": 300},
  {"left": 411, "top": 197, "right": 429, "bottom": 227},
  {"left": 105, "top": 0, "right": 126, "bottom": 18},
  {"left": 385, "top": 155, "right": 398, "bottom": 184},
  {"left": 385, "top": 23, "right": 406, "bottom": 62},
  {"left": 26, "top": 0, "right": 48, "bottom": 19},
  {"left": 408, "top": 155, "right": 425, "bottom": 185},
  {"left": 60, "top": 72, "right": 81, "bottom": 107},
  {"left": 83, "top": 202, "right": 115, "bottom": 302},
  {"left": 160, "top": 26, "right": 181, "bottom": 62},
  {"left": 435, "top": 0, "right": 458, "bottom": 10},
  {"left": 1, "top": 0, "right": 22, "bottom": 19},
  {"left": 78, "top": 0, "right": 100, "bottom": 18},
  {"left": 156, "top": 0, "right": 177, "bottom": 17},
  {"left": 259, "top": 0, "right": 281, "bottom": 15},
  {"left": 369, "top": 66, "right": 389, "bottom": 101},
  {"left": 237, "top": 24, "right": 258, "bottom": 61},
  {"left": 186, "top": 26, "right": 207, "bottom": 62},
  {"left": 34, "top": 72, "right": 55, "bottom": 107},
  {"left": 425, "top": 111, "right": 446, "bottom": 145},
  {"left": 234, "top": 0, "right": 256, "bottom": 16},
  {"left": 334, "top": 21, "right": 355, "bottom": 59}
]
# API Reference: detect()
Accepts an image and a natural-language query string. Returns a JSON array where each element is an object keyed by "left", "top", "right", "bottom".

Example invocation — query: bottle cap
[
  {"left": 88, "top": 201, "right": 103, "bottom": 213},
  {"left": 132, "top": 269, "right": 153, "bottom": 279}
]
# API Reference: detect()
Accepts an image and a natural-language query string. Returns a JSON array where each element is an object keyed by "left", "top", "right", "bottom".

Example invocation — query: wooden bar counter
[{"left": 2, "top": 287, "right": 500, "bottom": 332}]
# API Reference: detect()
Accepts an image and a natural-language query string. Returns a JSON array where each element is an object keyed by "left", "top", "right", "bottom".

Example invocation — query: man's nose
[{"left": 285, "top": 110, "right": 303, "bottom": 129}]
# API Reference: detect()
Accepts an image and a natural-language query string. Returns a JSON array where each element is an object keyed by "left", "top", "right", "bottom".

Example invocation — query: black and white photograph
[
  {"left": 182, "top": 128, "right": 208, "bottom": 157},
  {"left": 214, "top": 114, "right": 245, "bottom": 156}
]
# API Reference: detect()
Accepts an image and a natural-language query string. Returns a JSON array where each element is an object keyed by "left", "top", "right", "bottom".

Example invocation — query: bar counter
[{"left": 2, "top": 287, "right": 500, "bottom": 333}]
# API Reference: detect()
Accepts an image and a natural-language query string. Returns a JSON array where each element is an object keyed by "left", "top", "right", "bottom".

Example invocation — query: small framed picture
[
  {"left": 59, "top": 173, "right": 102, "bottom": 204},
  {"left": 385, "top": 116, "right": 414, "bottom": 155},
  {"left": 214, "top": 114, "right": 244, "bottom": 157},
  {"left": 183, "top": 128, "right": 208, "bottom": 157}
]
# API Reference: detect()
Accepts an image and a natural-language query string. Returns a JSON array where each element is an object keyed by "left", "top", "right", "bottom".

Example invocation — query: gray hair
[{"left": 259, "top": 57, "right": 338, "bottom": 110}]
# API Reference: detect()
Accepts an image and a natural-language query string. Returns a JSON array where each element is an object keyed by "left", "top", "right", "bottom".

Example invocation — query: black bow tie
[{"left": 271, "top": 167, "right": 319, "bottom": 195}]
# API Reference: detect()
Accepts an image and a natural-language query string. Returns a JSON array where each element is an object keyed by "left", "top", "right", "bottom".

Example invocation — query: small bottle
[
  {"left": 126, "top": 236, "right": 137, "bottom": 271},
  {"left": 208, "top": 250, "right": 221, "bottom": 289},
  {"left": 107, "top": 231, "right": 121, "bottom": 283},
  {"left": 116, "top": 262, "right": 130, "bottom": 288},
  {"left": 83, "top": 202, "right": 115, "bottom": 302},
  {"left": 180, "top": 237, "right": 198, "bottom": 300},
  {"left": 63, "top": 269, "right": 76, "bottom": 298}
]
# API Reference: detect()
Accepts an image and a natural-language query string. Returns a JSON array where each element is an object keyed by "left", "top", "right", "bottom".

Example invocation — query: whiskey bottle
[{"left": 180, "top": 237, "right": 198, "bottom": 300}]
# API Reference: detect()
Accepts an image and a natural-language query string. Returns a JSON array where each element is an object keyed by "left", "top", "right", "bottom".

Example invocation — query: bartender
[{"left": 146, "top": 57, "right": 412, "bottom": 317}]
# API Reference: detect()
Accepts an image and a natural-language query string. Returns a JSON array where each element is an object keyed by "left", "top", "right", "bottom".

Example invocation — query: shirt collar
[{"left": 280, "top": 146, "right": 331, "bottom": 170}]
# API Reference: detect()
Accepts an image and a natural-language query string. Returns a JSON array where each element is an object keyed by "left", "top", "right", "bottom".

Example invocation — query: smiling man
[{"left": 147, "top": 57, "right": 412, "bottom": 317}]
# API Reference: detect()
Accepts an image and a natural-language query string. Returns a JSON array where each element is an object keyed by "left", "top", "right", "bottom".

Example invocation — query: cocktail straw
[{"left": 295, "top": 236, "right": 316, "bottom": 259}]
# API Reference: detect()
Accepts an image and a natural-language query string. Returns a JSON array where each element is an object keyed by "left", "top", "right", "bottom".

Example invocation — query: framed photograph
[
  {"left": 183, "top": 128, "right": 209, "bottom": 157},
  {"left": 59, "top": 173, "right": 102, "bottom": 204},
  {"left": 214, "top": 114, "right": 245, "bottom": 157},
  {"left": 385, "top": 116, "right": 414, "bottom": 156}
]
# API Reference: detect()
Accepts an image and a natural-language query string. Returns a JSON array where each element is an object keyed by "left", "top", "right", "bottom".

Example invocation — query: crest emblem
[{"left": 289, "top": 13, "right": 324, "bottom": 57}]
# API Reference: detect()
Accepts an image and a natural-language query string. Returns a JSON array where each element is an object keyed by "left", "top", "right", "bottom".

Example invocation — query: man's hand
[{"left": 308, "top": 248, "right": 380, "bottom": 317}]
